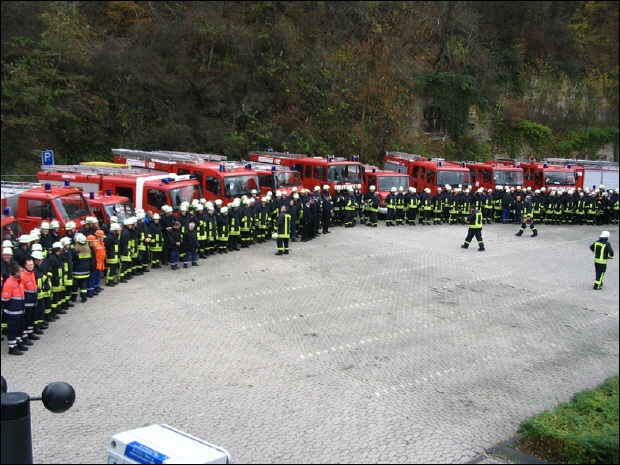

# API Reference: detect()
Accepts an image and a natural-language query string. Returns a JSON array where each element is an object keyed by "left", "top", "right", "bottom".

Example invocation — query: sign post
[{"left": 41, "top": 150, "right": 54, "bottom": 166}]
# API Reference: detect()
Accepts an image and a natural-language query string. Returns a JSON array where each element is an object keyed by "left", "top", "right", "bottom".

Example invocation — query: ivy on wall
[{"left": 419, "top": 73, "right": 478, "bottom": 141}]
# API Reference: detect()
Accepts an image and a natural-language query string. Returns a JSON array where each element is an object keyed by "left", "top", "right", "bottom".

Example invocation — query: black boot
[{"left": 9, "top": 346, "right": 23, "bottom": 355}]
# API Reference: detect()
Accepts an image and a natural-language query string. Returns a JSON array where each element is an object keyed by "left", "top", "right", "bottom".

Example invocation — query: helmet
[
  {"left": 220, "top": 207, "right": 228, "bottom": 214},
  {"left": 293, "top": 193, "right": 299, "bottom": 199},
  {"left": 369, "top": 185, "right": 376, "bottom": 191},
  {"left": 357, "top": 184, "right": 362, "bottom": 189},
  {"left": 399, "top": 186, "right": 404, "bottom": 191},
  {"left": 31, "top": 243, "right": 43, "bottom": 252},
  {"left": 50, "top": 220, "right": 60, "bottom": 229},
  {"left": 314, "top": 186, "right": 320, "bottom": 191},
  {"left": 136, "top": 212, "right": 145, "bottom": 219},
  {"left": 261, "top": 197, "right": 267, "bottom": 203},
  {"left": 123, "top": 218, "right": 132, "bottom": 226},
  {"left": 85, "top": 216, "right": 95, "bottom": 224},
  {"left": 95, "top": 229, "right": 105, "bottom": 237},
  {"left": 2, "top": 247, "right": 13, "bottom": 255},
  {"left": 52, "top": 241, "right": 63, "bottom": 250},
  {"left": 40, "top": 221, "right": 50, "bottom": 229},
  {"left": 152, "top": 213, "right": 160, "bottom": 220},
  {"left": 2, "top": 240, "right": 13, "bottom": 248},
  {"left": 110, "top": 223, "right": 121, "bottom": 232},
  {"left": 65, "top": 221, "right": 76, "bottom": 230},
  {"left": 323, "top": 185, "right": 330, "bottom": 190},
  {"left": 291, "top": 187, "right": 298, "bottom": 192},
  {"left": 110, "top": 216, "right": 118, "bottom": 223},
  {"left": 600, "top": 231, "right": 611, "bottom": 238},
  {"left": 75, "top": 234, "right": 87, "bottom": 244},
  {"left": 215, "top": 199, "right": 223, "bottom": 206},
  {"left": 495, "top": 185, "right": 502, "bottom": 190},
  {"left": 31, "top": 250, "right": 45, "bottom": 260},
  {"left": 86, "top": 235, "right": 96, "bottom": 241},
  {"left": 390, "top": 187, "right": 397, "bottom": 193},
  {"left": 18, "top": 234, "right": 31, "bottom": 244},
  {"left": 29, "top": 230, "right": 41, "bottom": 241},
  {"left": 409, "top": 187, "right": 415, "bottom": 192}
]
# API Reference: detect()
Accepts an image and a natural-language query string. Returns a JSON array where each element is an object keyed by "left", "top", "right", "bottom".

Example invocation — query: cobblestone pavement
[{"left": 2, "top": 222, "right": 618, "bottom": 464}]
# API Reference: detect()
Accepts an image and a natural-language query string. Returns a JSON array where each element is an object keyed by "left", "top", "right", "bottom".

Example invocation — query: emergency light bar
[
  {"left": 65, "top": 180, "right": 70, "bottom": 187},
  {"left": 3, "top": 207, "right": 9, "bottom": 216}
]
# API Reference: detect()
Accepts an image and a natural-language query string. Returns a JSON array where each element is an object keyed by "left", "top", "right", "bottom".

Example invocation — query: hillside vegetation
[{"left": 1, "top": 1, "right": 618, "bottom": 176}]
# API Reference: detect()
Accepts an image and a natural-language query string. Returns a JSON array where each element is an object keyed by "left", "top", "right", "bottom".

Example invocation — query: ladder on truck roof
[
  {"left": 40, "top": 164, "right": 157, "bottom": 176},
  {"left": 112, "top": 148, "right": 227, "bottom": 163},
  {"left": 244, "top": 161, "right": 294, "bottom": 172},
  {"left": 251, "top": 151, "right": 308, "bottom": 159},
  {"left": 1, "top": 181, "right": 45, "bottom": 199}
]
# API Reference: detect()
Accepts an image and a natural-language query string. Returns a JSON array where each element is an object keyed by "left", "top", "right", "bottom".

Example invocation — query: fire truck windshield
[
  {"left": 224, "top": 175, "right": 259, "bottom": 198},
  {"left": 169, "top": 185, "right": 201, "bottom": 210},
  {"left": 56, "top": 193, "right": 91, "bottom": 221},
  {"left": 545, "top": 172, "right": 576, "bottom": 185},
  {"left": 103, "top": 201, "right": 135, "bottom": 225},
  {"left": 378, "top": 175, "right": 410, "bottom": 191},
  {"left": 328, "top": 164, "right": 364, "bottom": 183},
  {"left": 437, "top": 170, "right": 470, "bottom": 187},
  {"left": 274, "top": 171, "right": 302, "bottom": 188},
  {"left": 495, "top": 170, "right": 524, "bottom": 187}
]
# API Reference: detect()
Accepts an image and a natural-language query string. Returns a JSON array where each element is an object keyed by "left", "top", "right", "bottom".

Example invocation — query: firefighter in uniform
[
  {"left": 515, "top": 195, "right": 538, "bottom": 237},
  {"left": 344, "top": 188, "right": 357, "bottom": 228},
  {"left": 405, "top": 187, "right": 419, "bottom": 226},
  {"left": 385, "top": 187, "right": 397, "bottom": 226},
  {"left": 394, "top": 186, "right": 405, "bottom": 225},
  {"left": 274, "top": 205, "right": 292, "bottom": 255},
  {"left": 590, "top": 230, "right": 614, "bottom": 290},
  {"left": 2, "top": 263, "right": 27, "bottom": 355},
  {"left": 431, "top": 187, "right": 444, "bottom": 225},
  {"left": 461, "top": 204, "right": 485, "bottom": 251},
  {"left": 148, "top": 214, "right": 164, "bottom": 268},
  {"left": 105, "top": 223, "right": 121, "bottom": 285},
  {"left": 321, "top": 185, "right": 333, "bottom": 234}
]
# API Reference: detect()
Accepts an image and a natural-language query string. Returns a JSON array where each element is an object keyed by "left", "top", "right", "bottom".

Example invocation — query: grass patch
[{"left": 513, "top": 375, "right": 619, "bottom": 464}]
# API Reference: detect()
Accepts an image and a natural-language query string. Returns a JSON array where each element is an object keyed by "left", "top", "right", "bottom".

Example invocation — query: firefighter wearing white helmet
[
  {"left": 431, "top": 187, "right": 444, "bottom": 225},
  {"left": 385, "top": 186, "right": 398, "bottom": 226},
  {"left": 72, "top": 232, "right": 92, "bottom": 303},
  {"left": 394, "top": 186, "right": 405, "bottom": 225},
  {"left": 38, "top": 239, "right": 61, "bottom": 320},
  {"left": 590, "top": 230, "right": 614, "bottom": 290},
  {"left": 216, "top": 206, "right": 230, "bottom": 254},
  {"left": 405, "top": 185, "right": 419, "bottom": 225},
  {"left": 13, "top": 235, "right": 32, "bottom": 268},
  {"left": 321, "top": 184, "right": 334, "bottom": 233},
  {"left": 343, "top": 185, "right": 357, "bottom": 228}
]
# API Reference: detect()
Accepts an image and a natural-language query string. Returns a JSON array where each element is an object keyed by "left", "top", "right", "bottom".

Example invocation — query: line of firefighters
[{"left": 378, "top": 184, "right": 619, "bottom": 227}]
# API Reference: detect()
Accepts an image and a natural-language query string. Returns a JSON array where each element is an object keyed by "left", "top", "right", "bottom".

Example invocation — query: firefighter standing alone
[
  {"left": 461, "top": 203, "right": 485, "bottom": 251},
  {"left": 590, "top": 230, "right": 614, "bottom": 290}
]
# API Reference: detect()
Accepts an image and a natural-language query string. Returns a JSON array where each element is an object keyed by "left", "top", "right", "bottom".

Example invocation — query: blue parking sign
[{"left": 42, "top": 150, "right": 55, "bottom": 165}]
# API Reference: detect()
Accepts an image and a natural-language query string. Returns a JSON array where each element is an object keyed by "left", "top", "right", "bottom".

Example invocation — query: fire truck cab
[
  {"left": 249, "top": 151, "right": 365, "bottom": 194},
  {"left": 459, "top": 161, "right": 524, "bottom": 191},
  {"left": 364, "top": 166, "right": 410, "bottom": 215},
  {"left": 383, "top": 152, "right": 470, "bottom": 195},
  {"left": 112, "top": 149, "right": 259, "bottom": 204},
  {"left": 2, "top": 209, "right": 27, "bottom": 245},
  {"left": 1, "top": 181, "right": 92, "bottom": 234},
  {"left": 244, "top": 160, "right": 303, "bottom": 197},
  {"left": 498, "top": 160, "right": 583, "bottom": 191}
]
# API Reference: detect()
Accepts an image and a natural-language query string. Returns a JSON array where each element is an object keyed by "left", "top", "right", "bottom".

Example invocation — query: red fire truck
[
  {"left": 497, "top": 160, "right": 584, "bottom": 191},
  {"left": 364, "top": 166, "right": 410, "bottom": 215},
  {"left": 383, "top": 152, "right": 470, "bottom": 195},
  {"left": 38, "top": 164, "right": 202, "bottom": 214},
  {"left": 244, "top": 160, "right": 303, "bottom": 197},
  {"left": 1, "top": 181, "right": 92, "bottom": 234},
  {"left": 451, "top": 161, "right": 524, "bottom": 191},
  {"left": 112, "top": 149, "right": 259, "bottom": 204},
  {"left": 249, "top": 151, "right": 365, "bottom": 194}
]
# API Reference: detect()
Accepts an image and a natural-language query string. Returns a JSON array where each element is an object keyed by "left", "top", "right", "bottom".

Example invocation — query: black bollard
[
  {"left": 1, "top": 391, "right": 33, "bottom": 464},
  {"left": 0, "top": 377, "right": 75, "bottom": 464}
]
